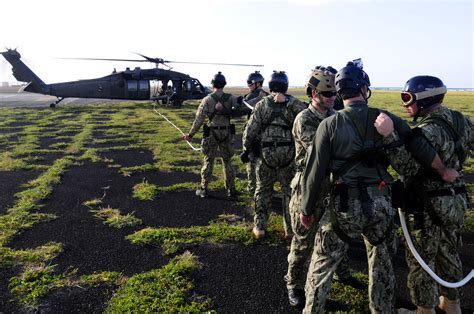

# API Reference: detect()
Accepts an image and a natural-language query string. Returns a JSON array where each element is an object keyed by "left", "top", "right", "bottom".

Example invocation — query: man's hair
[{"left": 339, "top": 88, "right": 361, "bottom": 100}]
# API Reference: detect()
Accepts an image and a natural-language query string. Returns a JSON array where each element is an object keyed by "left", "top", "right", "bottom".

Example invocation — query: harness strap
[
  {"left": 261, "top": 141, "right": 294, "bottom": 148},
  {"left": 426, "top": 185, "right": 467, "bottom": 198}
]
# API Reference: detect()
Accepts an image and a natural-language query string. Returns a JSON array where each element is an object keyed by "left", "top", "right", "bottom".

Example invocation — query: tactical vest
[
  {"left": 259, "top": 96, "right": 297, "bottom": 169},
  {"left": 332, "top": 107, "right": 388, "bottom": 181},
  {"left": 204, "top": 92, "right": 235, "bottom": 142}
]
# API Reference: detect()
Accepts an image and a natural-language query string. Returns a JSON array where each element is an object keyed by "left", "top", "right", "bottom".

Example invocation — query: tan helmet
[{"left": 305, "top": 66, "right": 337, "bottom": 97}]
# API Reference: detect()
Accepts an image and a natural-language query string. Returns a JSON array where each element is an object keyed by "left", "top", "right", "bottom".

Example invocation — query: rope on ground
[
  {"left": 152, "top": 102, "right": 202, "bottom": 151},
  {"left": 398, "top": 208, "right": 474, "bottom": 288}
]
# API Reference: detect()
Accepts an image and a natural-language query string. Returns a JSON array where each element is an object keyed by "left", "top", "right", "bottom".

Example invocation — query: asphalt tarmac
[{"left": 0, "top": 87, "right": 127, "bottom": 108}]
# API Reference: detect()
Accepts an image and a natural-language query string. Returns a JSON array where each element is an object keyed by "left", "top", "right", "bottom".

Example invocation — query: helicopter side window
[
  {"left": 127, "top": 80, "right": 138, "bottom": 91},
  {"left": 139, "top": 80, "right": 149, "bottom": 91}
]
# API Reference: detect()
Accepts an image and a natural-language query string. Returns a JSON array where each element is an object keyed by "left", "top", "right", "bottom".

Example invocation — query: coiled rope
[
  {"left": 152, "top": 103, "right": 201, "bottom": 151},
  {"left": 398, "top": 208, "right": 474, "bottom": 288}
]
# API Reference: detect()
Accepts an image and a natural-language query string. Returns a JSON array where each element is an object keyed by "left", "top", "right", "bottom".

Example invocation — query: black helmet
[
  {"left": 269, "top": 71, "right": 288, "bottom": 93},
  {"left": 211, "top": 71, "right": 226, "bottom": 89},
  {"left": 401, "top": 75, "right": 446, "bottom": 110},
  {"left": 335, "top": 64, "right": 371, "bottom": 93},
  {"left": 247, "top": 71, "right": 264, "bottom": 85}
]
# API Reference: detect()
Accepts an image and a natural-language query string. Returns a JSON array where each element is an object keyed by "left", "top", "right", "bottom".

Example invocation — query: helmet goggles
[{"left": 401, "top": 86, "right": 447, "bottom": 107}]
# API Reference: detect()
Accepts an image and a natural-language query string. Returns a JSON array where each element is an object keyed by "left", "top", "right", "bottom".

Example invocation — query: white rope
[
  {"left": 398, "top": 208, "right": 474, "bottom": 288},
  {"left": 152, "top": 103, "right": 202, "bottom": 151}
]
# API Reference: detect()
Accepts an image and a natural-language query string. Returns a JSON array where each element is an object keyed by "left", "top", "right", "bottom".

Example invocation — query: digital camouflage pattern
[
  {"left": 188, "top": 90, "right": 241, "bottom": 191},
  {"left": 304, "top": 194, "right": 396, "bottom": 313},
  {"left": 243, "top": 95, "right": 306, "bottom": 233},
  {"left": 285, "top": 104, "right": 351, "bottom": 290},
  {"left": 297, "top": 101, "right": 435, "bottom": 313},
  {"left": 243, "top": 87, "right": 268, "bottom": 194},
  {"left": 384, "top": 105, "right": 473, "bottom": 308}
]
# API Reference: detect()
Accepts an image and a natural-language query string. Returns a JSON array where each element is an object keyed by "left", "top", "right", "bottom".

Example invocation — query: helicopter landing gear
[
  {"left": 172, "top": 99, "right": 183, "bottom": 107},
  {"left": 50, "top": 97, "right": 64, "bottom": 108}
]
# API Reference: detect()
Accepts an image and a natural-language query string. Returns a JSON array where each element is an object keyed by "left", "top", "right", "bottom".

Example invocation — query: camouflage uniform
[
  {"left": 242, "top": 87, "right": 268, "bottom": 194},
  {"left": 243, "top": 95, "right": 306, "bottom": 234},
  {"left": 285, "top": 105, "right": 352, "bottom": 290},
  {"left": 188, "top": 90, "right": 241, "bottom": 192},
  {"left": 383, "top": 105, "right": 473, "bottom": 308},
  {"left": 300, "top": 101, "right": 438, "bottom": 313}
]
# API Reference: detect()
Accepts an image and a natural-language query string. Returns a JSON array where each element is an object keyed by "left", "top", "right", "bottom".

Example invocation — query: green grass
[
  {"left": 127, "top": 213, "right": 286, "bottom": 254},
  {"left": 0, "top": 91, "right": 472, "bottom": 311},
  {"left": 0, "top": 242, "right": 63, "bottom": 268},
  {"left": 105, "top": 251, "right": 213, "bottom": 312},
  {"left": 8, "top": 265, "right": 66, "bottom": 308},
  {"left": 132, "top": 180, "right": 159, "bottom": 201},
  {"left": 90, "top": 206, "right": 142, "bottom": 228}
]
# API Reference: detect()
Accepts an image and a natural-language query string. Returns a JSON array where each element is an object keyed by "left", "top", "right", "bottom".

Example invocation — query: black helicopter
[{"left": 1, "top": 49, "right": 263, "bottom": 108}]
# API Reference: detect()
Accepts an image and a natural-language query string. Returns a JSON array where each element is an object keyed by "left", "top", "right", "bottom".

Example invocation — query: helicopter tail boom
[{"left": 1, "top": 49, "right": 47, "bottom": 94}]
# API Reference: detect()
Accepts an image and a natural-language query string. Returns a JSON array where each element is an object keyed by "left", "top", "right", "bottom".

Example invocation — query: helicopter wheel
[{"left": 50, "top": 103, "right": 56, "bottom": 108}]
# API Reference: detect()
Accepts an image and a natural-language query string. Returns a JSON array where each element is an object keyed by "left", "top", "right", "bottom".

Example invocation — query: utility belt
[
  {"left": 335, "top": 184, "right": 389, "bottom": 198},
  {"left": 333, "top": 183, "right": 389, "bottom": 214},
  {"left": 203, "top": 124, "right": 235, "bottom": 138},
  {"left": 426, "top": 186, "right": 467, "bottom": 198},
  {"left": 261, "top": 141, "right": 293, "bottom": 148},
  {"left": 394, "top": 178, "right": 467, "bottom": 228}
]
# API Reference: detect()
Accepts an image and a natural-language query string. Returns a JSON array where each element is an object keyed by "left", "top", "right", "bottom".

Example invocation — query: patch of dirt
[
  {"left": 8, "top": 122, "right": 32, "bottom": 127},
  {"left": 0, "top": 128, "right": 22, "bottom": 134},
  {"left": 29, "top": 153, "right": 64, "bottom": 166},
  {"left": 39, "top": 137, "right": 72, "bottom": 150},
  {"left": 100, "top": 149, "right": 154, "bottom": 167},
  {"left": 0, "top": 170, "right": 41, "bottom": 214},
  {"left": 190, "top": 243, "right": 300, "bottom": 313}
]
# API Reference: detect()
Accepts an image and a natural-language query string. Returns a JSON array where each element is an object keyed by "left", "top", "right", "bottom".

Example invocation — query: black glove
[{"left": 240, "top": 150, "right": 250, "bottom": 163}]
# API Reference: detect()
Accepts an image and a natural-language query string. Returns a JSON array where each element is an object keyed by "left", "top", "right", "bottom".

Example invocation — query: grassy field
[{"left": 0, "top": 89, "right": 472, "bottom": 312}]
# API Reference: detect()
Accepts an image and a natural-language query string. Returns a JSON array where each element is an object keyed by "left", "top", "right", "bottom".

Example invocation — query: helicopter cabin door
[{"left": 126, "top": 80, "right": 150, "bottom": 100}]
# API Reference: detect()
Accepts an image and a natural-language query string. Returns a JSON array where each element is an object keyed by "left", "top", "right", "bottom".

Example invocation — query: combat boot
[
  {"left": 252, "top": 226, "right": 265, "bottom": 239},
  {"left": 227, "top": 188, "right": 236, "bottom": 198},
  {"left": 195, "top": 188, "right": 208, "bottom": 198},
  {"left": 287, "top": 288, "right": 305, "bottom": 309},
  {"left": 438, "top": 296, "right": 461, "bottom": 314}
]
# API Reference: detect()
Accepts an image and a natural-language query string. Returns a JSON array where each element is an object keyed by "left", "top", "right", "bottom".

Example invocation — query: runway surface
[{"left": 0, "top": 87, "right": 128, "bottom": 108}]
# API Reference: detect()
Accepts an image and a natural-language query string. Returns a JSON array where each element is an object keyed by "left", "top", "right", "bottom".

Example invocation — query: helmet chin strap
[{"left": 361, "top": 87, "right": 371, "bottom": 102}]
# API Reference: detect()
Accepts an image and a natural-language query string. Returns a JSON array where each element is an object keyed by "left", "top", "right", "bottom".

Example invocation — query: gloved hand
[{"left": 240, "top": 150, "right": 250, "bottom": 163}]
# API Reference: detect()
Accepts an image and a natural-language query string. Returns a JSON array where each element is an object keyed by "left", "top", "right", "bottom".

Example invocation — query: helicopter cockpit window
[
  {"left": 127, "top": 80, "right": 138, "bottom": 91},
  {"left": 139, "top": 80, "right": 149, "bottom": 91}
]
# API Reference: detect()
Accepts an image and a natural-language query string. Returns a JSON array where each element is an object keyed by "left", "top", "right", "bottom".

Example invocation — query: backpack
[
  {"left": 259, "top": 97, "right": 297, "bottom": 169},
  {"left": 417, "top": 109, "right": 467, "bottom": 166}
]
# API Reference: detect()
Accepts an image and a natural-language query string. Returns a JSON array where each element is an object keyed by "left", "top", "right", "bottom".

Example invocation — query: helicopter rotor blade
[
  {"left": 57, "top": 57, "right": 149, "bottom": 63},
  {"left": 166, "top": 60, "right": 264, "bottom": 67},
  {"left": 58, "top": 56, "right": 264, "bottom": 67}
]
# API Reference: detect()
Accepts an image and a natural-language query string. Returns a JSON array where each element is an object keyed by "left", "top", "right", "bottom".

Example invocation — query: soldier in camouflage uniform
[
  {"left": 299, "top": 65, "right": 453, "bottom": 313},
  {"left": 242, "top": 71, "right": 268, "bottom": 194},
  {"left": 242, "top": 71, "right": 306, "bottom": 238},
  {"left": 375, "top": 76, "right": 473, "bottom": 314},
  {"left": 285, "top": 66, "right": 363, "bottom": 309},
  {"left": 183, "top": 72, "right": 242, "bottom": 198}
]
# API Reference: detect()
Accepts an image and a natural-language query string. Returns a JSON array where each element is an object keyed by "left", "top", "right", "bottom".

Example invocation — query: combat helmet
[
  {"left": 269, "top": 71, "right": 288, "bottom": 94},
  {"left": 305, "top": 66, "right": 337, "bottom": 97},
  {"left": 211, "top": 71, "right": 226, "bottom": 89},
  {"left": 401, "top": 75, "right": 446, "bottom": 110},
  {"left": 247, "top": 71, "right": 264, "bottom": 85},
  {"left": 335, "top": 63, "right": 371, "bottom": 93}
]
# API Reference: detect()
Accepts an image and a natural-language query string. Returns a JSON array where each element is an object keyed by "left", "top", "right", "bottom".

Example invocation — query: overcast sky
[{"left": 1, "top": 0, "right": 472, "bottom": 88}]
